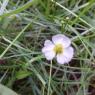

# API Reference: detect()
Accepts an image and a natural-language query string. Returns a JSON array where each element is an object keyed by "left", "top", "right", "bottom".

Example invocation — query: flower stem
[
  {"left": 47, "top": 60, "right": 52, "bottom": 95},
  {"left": 42, "top": 84, "right": 45, "bottom": 95}
]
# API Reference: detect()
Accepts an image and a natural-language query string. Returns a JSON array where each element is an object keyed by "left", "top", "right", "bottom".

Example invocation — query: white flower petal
[
  {"left": 42, "top": 44, "right": 54, "bottom": 53},
  {"left": 44, "top": 51, "right": 55, "bottom": 60},
  {"left": 56, "top": 54, "right": 68, "bottom": 64},
  {"left": 52, "top": 34, "right": 71, "bottom": 48},
  {"left": 56, "top": 47, "right": 74, "bottom": 64},
  {"left": 52, "top": 34, "right": 64, "bottom": 44},
  {"left": 44, "top": 40, "right": 53, "bottom": 46},
  {"left": 64, "top": 46, "right": 74, "bottom": 61},
  {"left": 42, "top": 40, "right": 55, "bottom": 60}
]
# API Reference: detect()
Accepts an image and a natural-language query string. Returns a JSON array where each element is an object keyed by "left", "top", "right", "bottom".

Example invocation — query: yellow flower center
[{"left": 54, "top": 44, "right": 63, "bottom": 54}]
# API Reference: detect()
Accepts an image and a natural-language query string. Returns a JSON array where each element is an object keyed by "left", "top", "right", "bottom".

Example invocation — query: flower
[{"left": 42, "top": 34, "right": 74, "bottom": 64}]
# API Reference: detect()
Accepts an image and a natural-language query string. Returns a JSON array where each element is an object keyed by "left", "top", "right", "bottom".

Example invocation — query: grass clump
[{"left": 0, "top": 0, "right": 95, "bottom": 95}]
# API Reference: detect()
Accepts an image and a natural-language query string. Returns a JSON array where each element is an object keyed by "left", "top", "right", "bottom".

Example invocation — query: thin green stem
[
  {"left": 0, "top": 23, "right": 31, "bottom": 59},
  {"left": 47, "top": 60, "right": 52, "bottom": 95},
  {"left": 42, "top": 84, "right": 45, "bottom": 95},
  {"left": 46, "top": 0, "right": 50, "bottom": 15}
]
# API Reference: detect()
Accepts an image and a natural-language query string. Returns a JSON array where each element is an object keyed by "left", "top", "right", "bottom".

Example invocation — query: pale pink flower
[{"left": 42, "top": 34, "right": 74, "bottom": 64}]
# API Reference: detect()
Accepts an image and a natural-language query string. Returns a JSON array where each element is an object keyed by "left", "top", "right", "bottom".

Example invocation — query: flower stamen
[{"left": 53, "top": 44, "right": 63, "bottom": 54}]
